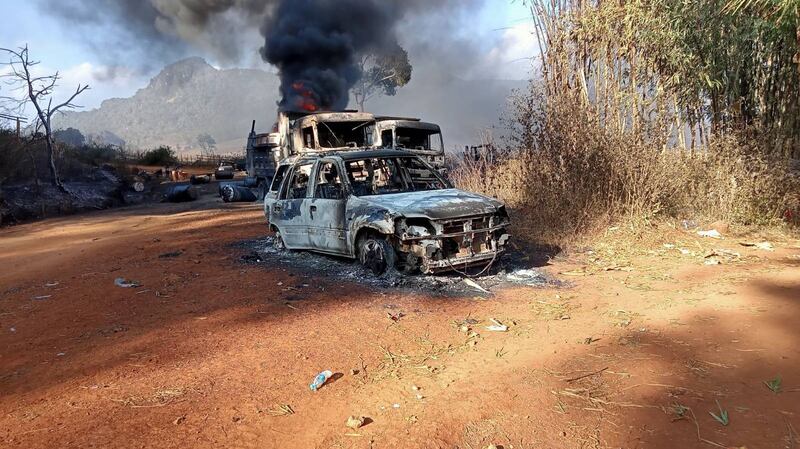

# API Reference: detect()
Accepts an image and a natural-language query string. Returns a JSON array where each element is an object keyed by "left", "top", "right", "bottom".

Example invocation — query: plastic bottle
[{"left": 309, "top": 370, "right": 333, "bottom": 391}]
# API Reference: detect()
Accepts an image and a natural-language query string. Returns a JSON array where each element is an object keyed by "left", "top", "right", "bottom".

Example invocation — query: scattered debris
[
  {"left": 45, "top": 281, "right": 60, "bottom": 287},
  {"left": 462, "top": 278, "right": 491, "bottom": 294},
  {"left": 33, "top": 295, "right": 52, "bottom": 300},
  {"left": 682, "top": 219, "right": 699, "bottom": 230},
  {"left": 697, "top": 229, "right": 722, "bottom": 239},
  {"left": 346, "top": 415, "right": 366, "bottom": 429},
  {"left": 485, "top": 318, "right": 508, "bottom": 332},
  {"left": 504, "top": 269, "right": 548, "bottom": 285},
  {"left": 114, "top": 277, "right": 142, "bottom": 288},
  {"left": 189, "top": 174, "right": 211, "bottom": 185},
  {"left": 240, "top": 252, "right": 263, "bottom": 263},
  {"left": 237, "top": 237, "right": 563, "bottom": 296},
  {"left": 764, "top": 376, "right": 782, "bottom": 393},
  {"left": 173, "top": 415, "right": 186, "bottom": 425},
  {"left": 565, "top": 367, "right": 608, "bottom": 383},
  {"left": 739, "top": 241, "right": 774, "bottom": 251},
  {"left": 158, "top": 251, "right": 183, "bottom": 258},
  {"left": 268, "top": 404, "right": 295, "bottom": 416},
  {"left": 704, "top": 248, "right": 740, "bottom": 265},
  {"left": 386, "top": 311, "right": 405, "bottom": 322},
  {"left": 309, "top": 370, "right": 333, "bottom": 391}
]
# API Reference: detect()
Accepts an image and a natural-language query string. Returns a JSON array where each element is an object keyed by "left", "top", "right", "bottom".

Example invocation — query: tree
[
  {"left": 196, "top": 133, "right": 217, "bottom": 157},
  {"left": 53, "top": 127, "right": 86, "bottom": 148},
  {"left": 351, "top": 45, "right": 412, "bottom": 111},
  {"left": 0, "top": 45, "right": 89, "bottom": 191}
]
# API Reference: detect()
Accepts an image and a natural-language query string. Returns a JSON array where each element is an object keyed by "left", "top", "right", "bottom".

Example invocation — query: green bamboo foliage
[{"left": 525, "top": 0, "right": 799, "bottom": 157}]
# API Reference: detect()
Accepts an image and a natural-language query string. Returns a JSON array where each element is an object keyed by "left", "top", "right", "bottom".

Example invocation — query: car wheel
[
  {"left": 256, "top": 181, "right": 267, "bottom": 201},
  {"left": 273, "top": 230, "right": 286, "bottom": 251},
  {"left": 357, "top": 236, "right": 396, "bottom": 275}
]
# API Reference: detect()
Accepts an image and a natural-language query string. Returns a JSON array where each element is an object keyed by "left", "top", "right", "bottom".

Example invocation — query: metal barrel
[
  {"left": 190, "top": 174, "right": 211, "bottom": 185},
  {"left": 221, "top": 184, "right": 256, "bottom": 202},
  {"left": 165, "top": 184, "right": 198, "bottom": 202}
]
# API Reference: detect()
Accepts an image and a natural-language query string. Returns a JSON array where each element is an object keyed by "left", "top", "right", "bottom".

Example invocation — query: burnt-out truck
[
  {"left": 374, "top": 117, "right": 445, "bottom": 171},
  {"left": 245, "top": 111, "right": 447, "bottom": 198},
  {"left": 253, "top": 110, "right": 510, "bottom": 275}
]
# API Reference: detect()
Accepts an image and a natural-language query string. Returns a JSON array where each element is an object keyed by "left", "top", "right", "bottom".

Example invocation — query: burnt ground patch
[{"left": 233, "top": 236, "right": 568, "bottom": 297}]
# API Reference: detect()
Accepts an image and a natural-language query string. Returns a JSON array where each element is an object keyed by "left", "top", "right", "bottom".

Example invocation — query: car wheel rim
[{"left": 362, "top": 239, "right": 386, "bottom": 274}]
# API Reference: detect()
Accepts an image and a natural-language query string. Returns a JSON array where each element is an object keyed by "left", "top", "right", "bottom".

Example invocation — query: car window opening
[
  {"left": 317, "top": 121, "right": 372, "bottom": 148},
  {"left": 285, "top": 163, "right": 313, "bottom": 199},
  {"left": 345, "top": 157, "right": 447, "bottom": 196},
  {"left": 395, "top": 128, "right": 442, "bottom": 152},
  {"left": 315, "top": 162, "right": 344, "bottom": 200}
]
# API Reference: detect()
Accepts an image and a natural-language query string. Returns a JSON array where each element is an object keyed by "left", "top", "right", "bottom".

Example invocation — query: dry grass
[{"left": 450, "top": 90, "right": 800, "bottom": 247}]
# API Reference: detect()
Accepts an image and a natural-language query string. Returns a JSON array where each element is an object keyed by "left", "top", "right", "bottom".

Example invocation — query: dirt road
[{"left": 1, "top": 199, "right": 799, "bottom": 448}]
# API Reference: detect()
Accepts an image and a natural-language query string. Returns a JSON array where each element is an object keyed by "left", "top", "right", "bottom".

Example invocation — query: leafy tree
[
  {"left": 140, "top": 146, "right": 177, "bottom": 166},
  {"left": 196, "top": 132, "right": 216, "bottom": 156},
  {"left": 352, "top": 44, "right": 412, "bottom": 111},
  {"left": 53, "top": 127, "right": 85, "bottom": 148}
]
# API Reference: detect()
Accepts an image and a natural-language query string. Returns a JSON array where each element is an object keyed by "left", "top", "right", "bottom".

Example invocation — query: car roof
[
  {"left": 281, "top": 149, "right": 419, "bottom": 166},
  {"left": 336, "top": 149, "right": 418, "bottom": 160}
]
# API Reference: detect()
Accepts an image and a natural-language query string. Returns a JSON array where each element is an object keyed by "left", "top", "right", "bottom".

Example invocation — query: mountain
[
  {"left": 56, "top": 57, "right": 280, "bottom": 153},
  {"left": 56, "top": 57, "right": 526, "bottom": 154}
]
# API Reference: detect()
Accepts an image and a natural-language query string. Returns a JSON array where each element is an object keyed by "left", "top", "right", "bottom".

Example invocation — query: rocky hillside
[
  {"left": 56, "top": 58, "right": 280, "bottom": 152},
  {"left": 56, "top": 57, "right": 525, "bottom": 154}
]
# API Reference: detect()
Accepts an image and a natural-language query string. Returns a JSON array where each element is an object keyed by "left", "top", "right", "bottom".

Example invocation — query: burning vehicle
[
  {"left": 375, "top": 118, "right": 445, "bottom": 172},
  {"left": 264, "top": 149, "right": 510, "bottom": 274},
  {"left": 245, "top": 110, "right": 448, "bottom": 196}
]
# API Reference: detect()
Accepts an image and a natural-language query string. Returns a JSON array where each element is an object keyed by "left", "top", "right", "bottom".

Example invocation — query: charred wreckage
[
  {"left": 258, "top": 110, "right": 511, "bottom": 275},
  {"left": 243, "top": 0, "right": 510, "bottom": 275}
]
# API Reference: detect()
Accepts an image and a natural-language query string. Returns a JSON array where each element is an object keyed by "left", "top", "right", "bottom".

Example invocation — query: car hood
[{"left": 356, "top": 188, "right": 503, "bottom": 220}]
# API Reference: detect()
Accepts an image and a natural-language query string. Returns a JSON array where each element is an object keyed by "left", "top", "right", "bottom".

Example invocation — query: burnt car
[
  {"left": 214, "top": 162, "right": 235, "bottom": 180},
  {"left": 264, "top": 149, "right": 509, "bottom": 274}
]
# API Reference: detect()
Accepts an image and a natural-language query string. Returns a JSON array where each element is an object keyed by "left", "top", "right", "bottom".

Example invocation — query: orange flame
[{"left": 290, "top": 81, "right": 319, "bottom": 112}]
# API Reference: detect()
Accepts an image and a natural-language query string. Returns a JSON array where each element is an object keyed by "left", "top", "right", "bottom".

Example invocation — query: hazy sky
[{"left": 1, "top": 1, "right": 536, "bottom": 112}]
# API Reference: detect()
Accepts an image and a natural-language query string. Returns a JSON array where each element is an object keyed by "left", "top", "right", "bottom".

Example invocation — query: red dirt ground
[{"left": 1, "top": 197, "right": 798, "bottom": 449}]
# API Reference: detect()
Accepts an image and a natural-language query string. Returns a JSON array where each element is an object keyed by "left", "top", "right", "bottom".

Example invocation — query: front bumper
[{"left": 398, "top": 223, "right": 510, "bottom": 274}]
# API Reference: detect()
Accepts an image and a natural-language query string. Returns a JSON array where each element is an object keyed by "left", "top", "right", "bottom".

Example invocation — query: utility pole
[{"left": 0, "top": 113, "right": 27, "bottom": 140}]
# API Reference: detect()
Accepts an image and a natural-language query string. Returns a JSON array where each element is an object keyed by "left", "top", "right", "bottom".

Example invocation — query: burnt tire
[
  {"left": 357, "top": 235, "right": 396, "bottom": 276},
  {"left": 256, "top": 182, "right": 267, "bottom": 201},
  {"left": 273, "top": 230, "right": 286, "bottom": 251}
]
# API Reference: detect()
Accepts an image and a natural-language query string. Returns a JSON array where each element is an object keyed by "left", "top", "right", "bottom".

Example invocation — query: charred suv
[{"left": 264, "top": 149, "right": 510, "bottom": 274}]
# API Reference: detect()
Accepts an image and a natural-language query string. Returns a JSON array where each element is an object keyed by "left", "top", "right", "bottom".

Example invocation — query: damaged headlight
[{"left": 397, "top": 217, "right": 437, "bottom": 239}]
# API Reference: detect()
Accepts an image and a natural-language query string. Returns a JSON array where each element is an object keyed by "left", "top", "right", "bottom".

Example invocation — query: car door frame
[
  {"left": 307, "top": 158, "right": 350, "bottom": 256},
  {"left": 269, "top": 161, "right": 315, "bottom": 249}
]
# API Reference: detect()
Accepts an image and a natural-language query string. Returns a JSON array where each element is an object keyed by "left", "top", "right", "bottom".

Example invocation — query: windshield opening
[
  {"left": 345, "top": 156, "right": 448, "bottom": 196},
  {"left": 395, "top": 128, "right": 442, "bottom": 152},
  {"left": 317, "top": 121, "right": 373, "bottom": 148}
]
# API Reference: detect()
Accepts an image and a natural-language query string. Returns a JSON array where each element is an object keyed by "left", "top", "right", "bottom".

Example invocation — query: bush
[
  {"left": 449, "top": 87, "right": 799, "bottom": 245},
  {"left": 139, "top": 146, "right": 177, "bottom": 166}
]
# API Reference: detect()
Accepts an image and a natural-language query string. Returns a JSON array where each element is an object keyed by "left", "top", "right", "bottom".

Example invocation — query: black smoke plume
[{"left": 259, "top": 0, "right": 402, "bottom": 112}]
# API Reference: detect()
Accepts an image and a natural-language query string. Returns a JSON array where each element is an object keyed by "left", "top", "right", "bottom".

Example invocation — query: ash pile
[
  {"left": 238, "top": 237, "right": 565, "bottom": 296},
  {"left": 0, "top": 165, "right": 125, "bottom": 224}
]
